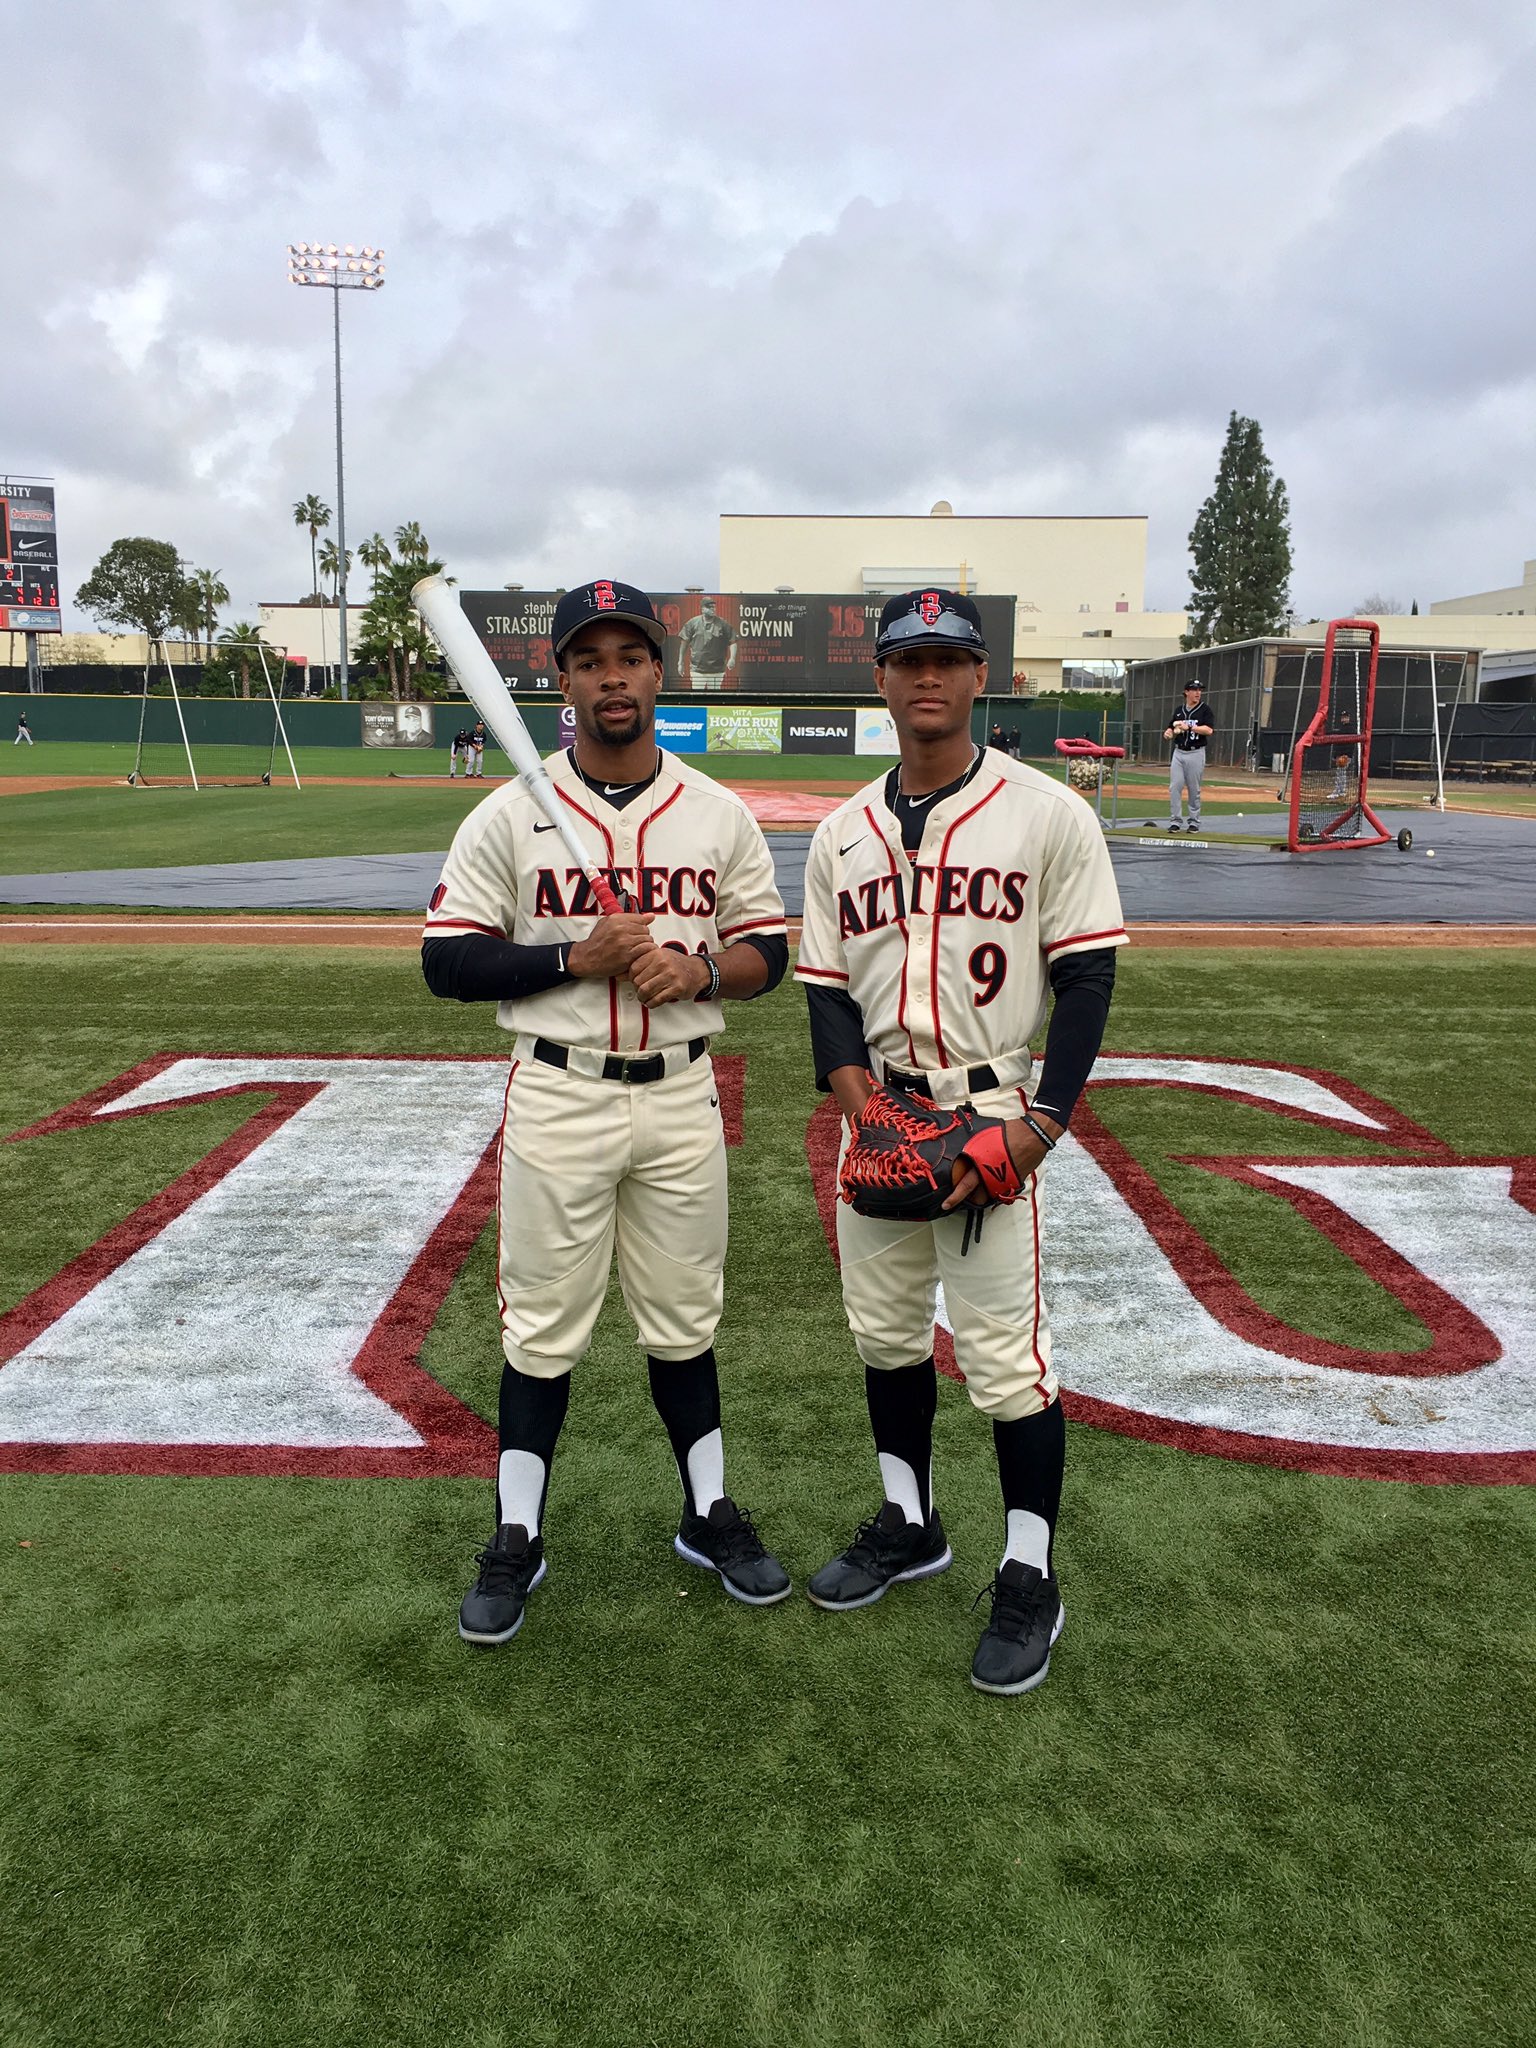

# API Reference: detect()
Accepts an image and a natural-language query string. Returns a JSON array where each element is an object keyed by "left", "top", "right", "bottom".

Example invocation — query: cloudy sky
[{"left": 14, "top": 0, "right": 1536, "bottom": 627}]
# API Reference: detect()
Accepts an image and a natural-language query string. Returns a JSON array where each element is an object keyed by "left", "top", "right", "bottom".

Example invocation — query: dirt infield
[{"left": 5, "top": 916, "right": 1533, "bottom": 950}]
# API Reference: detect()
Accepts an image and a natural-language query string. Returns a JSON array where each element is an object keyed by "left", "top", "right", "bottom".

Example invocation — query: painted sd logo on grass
[
  {"left": 3, "top": 1054, "right": 1532, "bottom": 1483},
  {"left": 805, "top": 1056, "right": 1536, "bottom": 1485},
  {"left": 0, "top": 1053, "right": 745, "bottom": 1479}
]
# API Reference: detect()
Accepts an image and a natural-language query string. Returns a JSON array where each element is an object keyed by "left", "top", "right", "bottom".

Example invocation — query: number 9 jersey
[{"left": 795, "top": 754, "right": 1128, "bottom": 1075}]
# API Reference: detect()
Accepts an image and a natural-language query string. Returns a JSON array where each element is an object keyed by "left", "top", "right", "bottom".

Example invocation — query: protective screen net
[{"left": 1292, "top": 629, "right": 1381, "bottom": 847}]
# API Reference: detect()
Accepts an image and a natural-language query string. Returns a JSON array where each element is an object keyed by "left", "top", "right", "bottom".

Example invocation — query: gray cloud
[{"left": 13, "top": 0, "right": 1536, "bottom": 627}]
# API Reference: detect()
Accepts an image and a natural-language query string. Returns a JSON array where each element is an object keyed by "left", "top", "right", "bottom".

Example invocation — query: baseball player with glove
[
  {"left": 797, "top": 589, "right": 1126, "bottom": 1695},
  {"left": 422, "top": 579, "right": 793, "bottom": 1646}
]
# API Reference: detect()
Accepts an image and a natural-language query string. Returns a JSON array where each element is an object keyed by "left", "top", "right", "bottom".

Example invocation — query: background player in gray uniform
[
  {"left": 1164, "top": 681, "right": 1213, "bottom": 830},
  {"left": 678, "top": 596, "right": 737, "bottom": 691},
  {"left": 797, "top": 589, "right": 1126, "bottom": 1696},
  {"left": 423, "top": 579, "right": 792, "bottom": 1647}
]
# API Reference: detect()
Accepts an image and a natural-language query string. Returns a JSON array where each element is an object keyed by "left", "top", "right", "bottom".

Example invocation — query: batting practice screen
[
  {"left": 458, "top": 590, "right": 1016, "bottom": 694},
  {"left": 0, "top": 481, "right": 61, "bottom": 632}
]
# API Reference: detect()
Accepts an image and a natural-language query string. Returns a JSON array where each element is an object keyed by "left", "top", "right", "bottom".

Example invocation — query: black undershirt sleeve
[
  {"left": 806, "top": 984, "right": 870, "bottom": 1091},
  {"left": 421, "top": 929, "right": 789, "bottom": 1005},
  {"left": 737, "top": 932, "right": 789, "bottom": 995},
  {"left": 1031, "top": 947, "right": 1117, "bottom": 1125},
  {"left": 421, "top": 933, "right": 572, "bottom": 1004}
]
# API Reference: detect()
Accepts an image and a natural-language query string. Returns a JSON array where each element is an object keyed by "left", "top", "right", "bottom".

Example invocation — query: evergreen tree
[{"left": 1182, "top": 412, "right": 1292, "bottom": 649}]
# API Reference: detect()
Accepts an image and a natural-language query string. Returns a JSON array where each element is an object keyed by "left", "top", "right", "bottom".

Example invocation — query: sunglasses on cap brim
[{"left": 876, "top": 610, "right": 988, "bottom": 656}]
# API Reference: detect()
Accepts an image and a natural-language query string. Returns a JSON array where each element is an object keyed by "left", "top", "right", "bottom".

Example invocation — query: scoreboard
[
  {"left": 458, "top": 589, "right": 1016, "bottom": 694},
  {"left": 0, "top": 481, "right": 61, "bottom": 632}
]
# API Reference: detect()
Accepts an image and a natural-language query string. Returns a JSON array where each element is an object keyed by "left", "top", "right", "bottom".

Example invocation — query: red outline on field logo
[
  {"left": 805, "top": 1056, "right": 1536, "bottom": 1485},
  {"left": 0, "top": 1053, "right": 745, "bottom": 1480}
]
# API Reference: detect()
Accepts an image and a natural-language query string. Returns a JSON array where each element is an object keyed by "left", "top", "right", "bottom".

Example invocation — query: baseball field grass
[{"left": 3, "top": 941, "right": 1534, "bottom": 2047}]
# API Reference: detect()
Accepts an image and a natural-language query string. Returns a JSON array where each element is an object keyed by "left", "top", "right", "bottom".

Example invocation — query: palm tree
[
  {"left": 360, "top": 553, "right": 446, "bottom": 699},
  {"left": 292, "top": 495, "right": 332, "bottom": 600},
  {"left": 357, "top": 532, "right": 392, "bottom": 596},
  {"left": 218, "top": 620, "right": 267, "bottom": 700},
  {"left": 189, "top": 568, "right": 230, "bottom": 659},
  {"left": 393, "top": 520, "right": 430, "bottom": 563},
  {"left": 317, "top": 538, "right": 353, "bottom": 596}
]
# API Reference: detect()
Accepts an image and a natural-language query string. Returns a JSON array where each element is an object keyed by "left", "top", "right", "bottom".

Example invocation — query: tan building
[
  {"left": 1431, "top": 558, "right": 1536, "bottom": 617},
  {"left": 718, "top": 507, "right": 1188, "bottom": 691}
]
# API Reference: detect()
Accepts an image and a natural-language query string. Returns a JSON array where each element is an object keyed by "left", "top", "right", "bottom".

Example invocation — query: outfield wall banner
[
  {"left": 784, "top": 709, "right": 855, "bottom": 754},
  {"left": 462, "top": 590, "right": 1015, "bottom": 696},
  {"left": 655, "top": 705, "right": 707, "bottom": 752},
  {"left": 707, "top": 705, "right": 780, "bottom": 753},
  {"left": 0, "top": 481, "right": 61, "bottom": 632},
  {"left": 362, "top": 703, "right": 435, "bottom": 747},
  {"left": 854, "top": 707, "right": 898, "bottom": 755}
]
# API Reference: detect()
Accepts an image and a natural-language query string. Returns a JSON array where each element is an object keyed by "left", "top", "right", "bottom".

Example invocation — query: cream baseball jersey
[
  {"left": 796, "top": 754, "right": 1127, "bottom": 1073},
  {"left": 425, "top": 749, "right": 787, "bottom": 1050}
]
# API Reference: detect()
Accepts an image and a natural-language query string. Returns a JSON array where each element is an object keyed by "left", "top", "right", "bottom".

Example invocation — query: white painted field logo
[
  {"left": 805, "top": 1056, "right": 1536, "bottom": 1485},
  {"left": 0, "top": 1053, "right": 745, "bottom": 1480},
  {"left": 3, "top": 1053, "right": 1531, "bottom": 1484}
]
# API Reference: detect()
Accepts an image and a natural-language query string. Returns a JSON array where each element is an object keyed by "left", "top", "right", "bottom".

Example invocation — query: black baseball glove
[{"left": 839, "top": 1084, "right": 1024, "bottom": 1244}]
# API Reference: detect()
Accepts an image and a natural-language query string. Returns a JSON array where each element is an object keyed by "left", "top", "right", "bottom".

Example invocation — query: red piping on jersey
[
  {"left": 719, "top": 915, "right": 788, "bottom": 939},
  {"left": 798, "top": 965, "right": 850, "bottom": 983},
  {"left": 423, "top": 918, "right": 505, "bottom": 939},
  {"left": 1044, "top": 926, "right": 1127, "bottom": 955},
  {"left": 635, "top": 782, "right": 683, "bottom": 864},
  {"left": 930, "top": 777, "right": 1007, "bottom": 1067},
  {"left": 494, "top": 1060, "right": 520, "bottom": 1339},
  {"left": 1019, "top": 1085, "right": 1050, "bottom": 1403},
  {"left": 866, "top": 804, "right": 918, "bottom": 1068},
  {"left": 557, "top": 787, "right": 621, "bottom": 1047}
]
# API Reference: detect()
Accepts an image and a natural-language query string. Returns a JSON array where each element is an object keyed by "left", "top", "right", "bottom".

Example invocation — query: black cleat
[
  {"left": 1166, "top": 820, "right": 1183, "bottom": 832},
  {"left": 970, "top": 1560, "right": 1064, "bottom": 1695},
  {"left": 806, "top": 1501, "right": 952, "bottom": 1611},
  {"left": 1187, "top": 819, "right": 1202, "bottom": 833},
  {"left": 675, "top": 1496, "right": 792, "bottom": 1606},
  {"left": 458, "top": 1523, "right": 547, "bottom": 1645}
]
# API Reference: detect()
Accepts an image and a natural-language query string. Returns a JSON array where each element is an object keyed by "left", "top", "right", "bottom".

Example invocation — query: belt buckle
[{"left": 620, "top": 1053, "right": 662, "bottom": 1084}]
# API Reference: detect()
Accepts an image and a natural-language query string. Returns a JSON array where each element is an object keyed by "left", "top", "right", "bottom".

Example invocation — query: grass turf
[{"left": 3, "top": 945, "right": 1535, "bottom": 2048}]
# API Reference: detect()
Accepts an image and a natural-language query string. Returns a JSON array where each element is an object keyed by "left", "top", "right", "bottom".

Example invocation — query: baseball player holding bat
[
  {"left": 421, "top": 578, "right": 792, "bottom": 1646},
  {"left": 797, "top": 589, "right": 1126, "bottom": 1695}
]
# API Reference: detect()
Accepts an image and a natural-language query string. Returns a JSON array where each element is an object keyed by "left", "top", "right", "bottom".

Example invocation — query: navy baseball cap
[
  {"left": 874, "top": 588, "right": 988, "bottom": 662},
  {"left": 552, "top": 578, "right": 667, "bottom": 658}
]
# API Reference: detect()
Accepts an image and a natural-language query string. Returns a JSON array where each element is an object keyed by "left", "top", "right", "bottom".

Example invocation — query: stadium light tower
[{"left": 286, "top": 242, "right": 385, "bottom": 702}]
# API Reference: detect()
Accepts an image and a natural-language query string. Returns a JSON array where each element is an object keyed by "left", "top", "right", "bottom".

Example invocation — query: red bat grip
[{"left": 590, "top": 873, "right": 623, "bottom": 916}]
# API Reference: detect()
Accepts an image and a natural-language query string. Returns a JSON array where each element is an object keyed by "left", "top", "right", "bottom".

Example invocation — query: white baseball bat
[{"left": 411, "top": 573, "right": 622, "bottom": 914}]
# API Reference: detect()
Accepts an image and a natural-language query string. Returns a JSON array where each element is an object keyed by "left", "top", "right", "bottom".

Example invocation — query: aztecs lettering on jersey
[
  {"left": 837, "top": 865, "right": 1029, "bottom": 938},
  {"left": 797, "top": 764, "right": 1127, "bottom": 1073},
  {"left": 803, "top": 1055, "right": 1536, "bottom": 1484},
  {"left": 532, "top": 865, "right": 720, "bottom": 920},
  {"left": 425, "top": 753, "right": 786, "bottom": 1053}
]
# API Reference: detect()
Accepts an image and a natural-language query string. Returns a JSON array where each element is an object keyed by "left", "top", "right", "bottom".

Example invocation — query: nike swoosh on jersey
[
  {"left": 533, "top": 822, "right": 557, "bottom": 833},
  {"left": 839, "top": 837, "right": 866, "bottom": 856}
]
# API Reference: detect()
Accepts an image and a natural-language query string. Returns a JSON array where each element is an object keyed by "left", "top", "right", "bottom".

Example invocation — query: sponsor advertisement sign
[
  {"left": 1, "top": 481, "right": 61, "bottom": 632},
  {"left": 362, "top": 703, "right": 435, "bottom": 748},
  {"left": 654, "top": 705, "right": 707, "bottom": 752},
  {"left": 707, "top": 705, "right": 781, "bottom": 754},
  {"left": 460, "top": 589, "right": 1015, "bottom": 696},
  {"left": 854, "top": 707, "right": 898, "bottom": 755},
  {"left": 783, "top": 709, "right": 855, "bottom": 755}
]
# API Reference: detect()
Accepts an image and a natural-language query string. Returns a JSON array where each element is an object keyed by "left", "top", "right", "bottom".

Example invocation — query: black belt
[
  {"left": 885, "top": 1061, "right": 999, "bottom": 1096},
  {"left": 532, "top": 1036, "right": 707, "bottom": 1085}
]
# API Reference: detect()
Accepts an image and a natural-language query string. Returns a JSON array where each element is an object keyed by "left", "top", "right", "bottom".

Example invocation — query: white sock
[
  {"left": 496, "top": 1448, "right": 547, "bottom": 1534},
  {"left": 878, "top": 1451, "right": 926, "bottom": 1526},
  {"left": 1002, "top": 1508, "right": 1051, "bottom": 1576},
  {"left": 686, "top": 1428, "right": 725, "bottom": 1518}
]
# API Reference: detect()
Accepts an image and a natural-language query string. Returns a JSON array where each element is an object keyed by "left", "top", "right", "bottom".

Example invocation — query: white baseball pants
[{"left": 496, "top": 1052, "right": 728, "bottom": 1378}]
